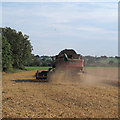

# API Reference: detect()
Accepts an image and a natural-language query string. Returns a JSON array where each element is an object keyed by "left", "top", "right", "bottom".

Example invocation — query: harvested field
[{"left": 2, "top": 67, "right": 118, "bottom": 118}]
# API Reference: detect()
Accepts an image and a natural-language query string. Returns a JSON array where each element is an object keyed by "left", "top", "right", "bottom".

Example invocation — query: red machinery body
[
  {"left": 55, "top": 58, "right": 84, "bottom": 71},
  {"left": 54, "top": 49, "right": 84, "bottom": 71},
  {"left": 36, "top": 49, "right": 84, "bottom": 80}
]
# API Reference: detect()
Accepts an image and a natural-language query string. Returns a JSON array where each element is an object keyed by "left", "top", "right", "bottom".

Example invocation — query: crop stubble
[{"left": 2, "top": 68, "right": 118, "bottom": 118}]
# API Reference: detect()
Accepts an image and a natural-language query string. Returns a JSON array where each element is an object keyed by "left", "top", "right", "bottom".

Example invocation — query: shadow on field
[{"left": 12, "top": 79, "right": 48, "bottom": 83}]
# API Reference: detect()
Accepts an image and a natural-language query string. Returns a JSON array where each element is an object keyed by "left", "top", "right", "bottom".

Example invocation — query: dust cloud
[{"left": 48, "top": 67, "right": 118, "bottom": 87}]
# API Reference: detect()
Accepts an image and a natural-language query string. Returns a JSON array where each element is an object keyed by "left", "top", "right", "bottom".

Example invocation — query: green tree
[
  {"left": 2, "top": 36, "right": 13, "bottom": 71},
  {"left": 2, "top": 27, "right": 33, "bottom": 70},
  {"left": 0, "top": 30, "right": 2, "bottom": 70}
]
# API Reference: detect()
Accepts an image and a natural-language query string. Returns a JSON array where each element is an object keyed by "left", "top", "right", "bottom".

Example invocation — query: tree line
[
  {"left": 83, "top": 56, "right": 119, "bottom": 67},
  {"left": 24, "top": 54, "right": 53, "bottom": 67},
  {"left": 25, "top": 55, "right": 119, "bottom": 67}
]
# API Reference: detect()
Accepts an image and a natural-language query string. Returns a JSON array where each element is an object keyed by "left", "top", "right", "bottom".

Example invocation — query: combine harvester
[{"left": 36, "top": 49, "right": 84, "bottom": 81}]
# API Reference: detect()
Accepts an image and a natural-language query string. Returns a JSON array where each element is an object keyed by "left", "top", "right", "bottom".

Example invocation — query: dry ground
[{"left": 2, "top": 67, "right": 118, "bottom": 118}]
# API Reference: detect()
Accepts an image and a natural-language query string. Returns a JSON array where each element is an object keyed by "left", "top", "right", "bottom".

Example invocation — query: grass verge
[{"left": 25, "top": 66, "right": 52, "bottom": 71}]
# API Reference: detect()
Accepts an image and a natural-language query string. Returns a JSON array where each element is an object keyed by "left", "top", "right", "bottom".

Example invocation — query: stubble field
[{"left": 2, "top": 67, "right": 118, "bottom": 118}]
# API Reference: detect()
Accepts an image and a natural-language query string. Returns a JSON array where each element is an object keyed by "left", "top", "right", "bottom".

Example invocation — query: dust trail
[
  {"left": 48, "top": 67, "right": 118, "bottom": 87},
  {"left": 48, "top": 67, "right": 85, "bottom": 85}
]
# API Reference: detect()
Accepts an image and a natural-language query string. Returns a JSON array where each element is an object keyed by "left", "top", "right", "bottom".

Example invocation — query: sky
[{"left": 2, "top": 2, "right": 118, "bottom": 56}]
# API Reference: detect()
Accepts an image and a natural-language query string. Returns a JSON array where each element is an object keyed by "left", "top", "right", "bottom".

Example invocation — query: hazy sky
[{"left": 2, "top": 2, "right": 118, "bottom": 56}]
